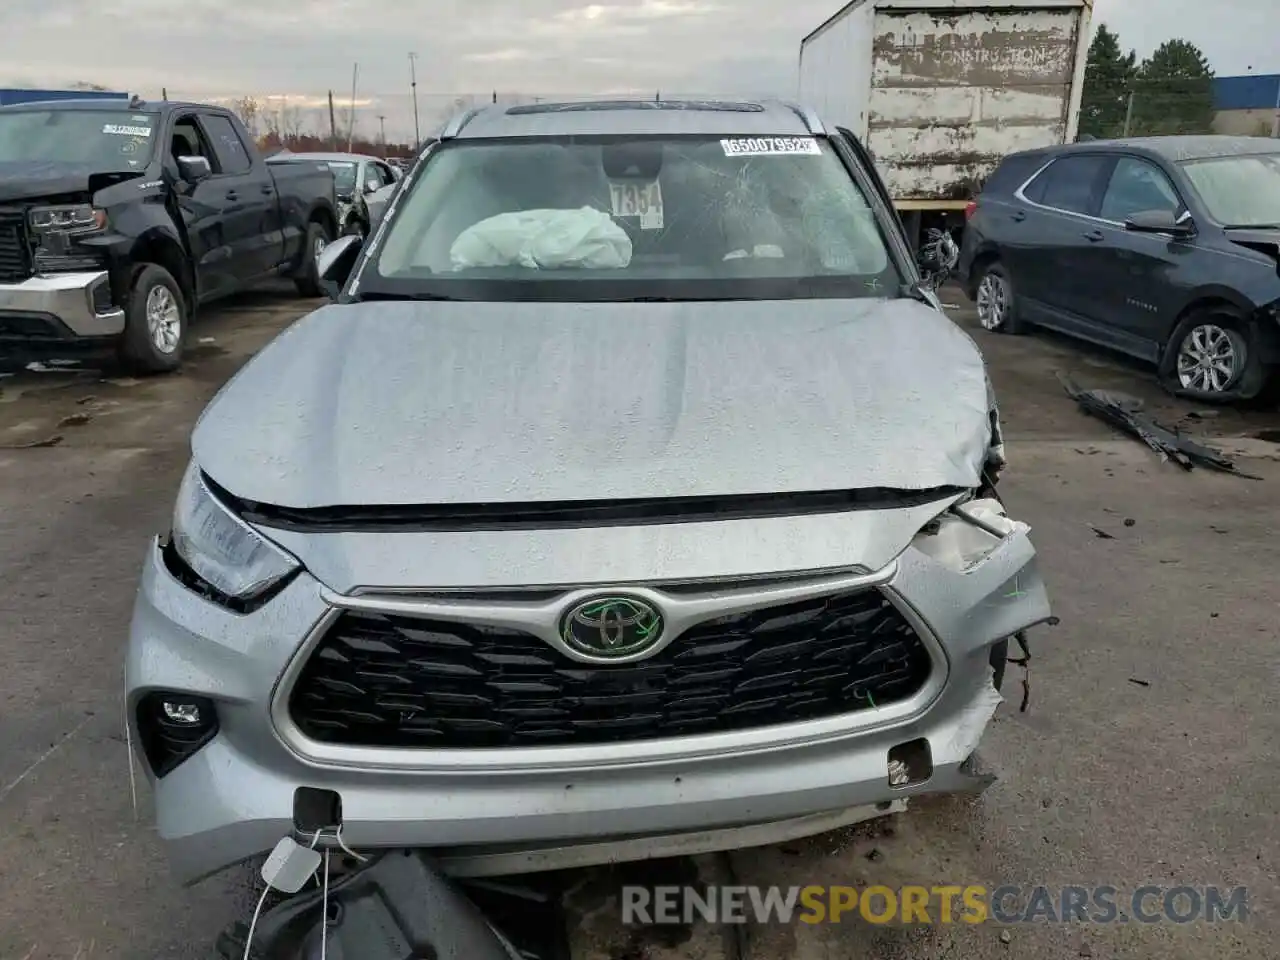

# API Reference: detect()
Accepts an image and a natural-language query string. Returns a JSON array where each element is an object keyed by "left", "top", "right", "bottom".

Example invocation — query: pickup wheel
[
  {"left": 294, "top": 220, "right": 333, "bottom": 298},
  {"left": 118, "top": 264, "right": 186, "bottom": 374}
]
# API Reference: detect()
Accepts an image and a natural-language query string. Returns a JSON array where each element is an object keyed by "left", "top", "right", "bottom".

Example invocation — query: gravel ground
[{"left": 0, "top": 284, "right": 1276, "bottom": 959}]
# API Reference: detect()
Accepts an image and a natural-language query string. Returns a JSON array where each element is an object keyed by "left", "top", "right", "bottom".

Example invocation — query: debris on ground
[
  {"left": 58, "top": 413, "right": 93, "bottom": 427},
  {"left": 0, "top": 434, "right": 63, "bottom": 449},
  {"left": 1059, "top": 374, "right": 1262, "bottom": 479},
  {"left": 1123, "top": 517, "right": 1136, "bottom": 527},
  {"left": 1088, "top": 525, "right": 1115, "bottom": 539},
  {"left": 1128, "top": 678, "right": 1151, "bottom": 687}
]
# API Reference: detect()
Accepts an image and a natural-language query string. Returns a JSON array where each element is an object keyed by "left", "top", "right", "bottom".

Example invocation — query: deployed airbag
[{"left": 450, "top": 207, "right": 632, "bottom": 270}]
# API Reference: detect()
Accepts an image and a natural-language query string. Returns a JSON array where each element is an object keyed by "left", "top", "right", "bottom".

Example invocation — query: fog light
[
  {"left": 136, "top": 691, "right": 219, "bottom": 777},
  {"left": 162, "top": 700, "right": 203, "bottom": 724},
  {"left": 887, "top": 738, "right": 933, "bottom": 788}
]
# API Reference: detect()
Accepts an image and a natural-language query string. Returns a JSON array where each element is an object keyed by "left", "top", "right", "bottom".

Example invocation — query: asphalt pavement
[{"left": 1, "top": 284, "right": 1277, "bottom": 959}]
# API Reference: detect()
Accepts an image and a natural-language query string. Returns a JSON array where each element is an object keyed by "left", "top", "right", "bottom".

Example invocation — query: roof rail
[
  {"left": 441, "top": 105, "right": 484, "bottom": 139},
  {"left": 775, "top": 100, "right": 825, "bottom": 135}
]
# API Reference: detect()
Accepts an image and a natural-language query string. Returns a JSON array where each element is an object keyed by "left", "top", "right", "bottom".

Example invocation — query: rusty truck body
[{"left": 799, "top": 0, "right": 1093, "bottom": 245}]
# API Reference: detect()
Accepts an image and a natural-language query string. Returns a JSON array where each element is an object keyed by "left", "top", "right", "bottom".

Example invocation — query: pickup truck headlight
[
  {"left": 28, "top": 204, "right": 106, "bottom": 235},
  {"left": 169, "top": 462, "right": 300, "bottom": 608}
]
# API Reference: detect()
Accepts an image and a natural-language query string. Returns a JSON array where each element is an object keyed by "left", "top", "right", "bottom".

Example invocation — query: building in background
[
  {"left": 0, "top": 88, "right": 128, "bottom": 107},
  {"left": 1212, "top": 74, "right": 1280, "bottom": 137}
]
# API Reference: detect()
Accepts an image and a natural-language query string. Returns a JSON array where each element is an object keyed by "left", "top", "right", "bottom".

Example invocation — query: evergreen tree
[
  {"left": 1133, "top": 40, "right": 1216, "bottom": 135},
  {"left": 1079, "top": 25, "right": 1137, "bottom": 140}
]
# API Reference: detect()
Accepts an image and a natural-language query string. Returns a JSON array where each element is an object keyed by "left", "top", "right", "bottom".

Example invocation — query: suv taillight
[{"left": 964, "top": 200, "right": 978, "bottom": 220}]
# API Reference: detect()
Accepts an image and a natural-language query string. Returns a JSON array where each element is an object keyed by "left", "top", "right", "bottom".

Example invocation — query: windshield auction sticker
[
  {"left": 103, "top": 124, "right": 152, "bottom": 137},
  {"left": 721, "top": 137, "right": 821, "bottom": 157}
]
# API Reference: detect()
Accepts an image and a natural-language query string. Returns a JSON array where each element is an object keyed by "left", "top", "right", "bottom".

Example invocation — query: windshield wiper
[{"left": 350, "top": 291, "right": 463, "bottom": 302}]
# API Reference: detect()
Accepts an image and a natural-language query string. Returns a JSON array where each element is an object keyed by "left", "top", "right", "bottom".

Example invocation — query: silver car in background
[
  {"left": 127, "top": 98, "right": 1051, "bottom": 884},
  {"left": 268, "top": 150, "right": 401, "bottom": 240}
]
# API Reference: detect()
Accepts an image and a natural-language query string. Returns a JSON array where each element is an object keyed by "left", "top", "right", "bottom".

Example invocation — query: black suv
[{"left": 959, "top": 136, "right": 1280, "bottom": 402}]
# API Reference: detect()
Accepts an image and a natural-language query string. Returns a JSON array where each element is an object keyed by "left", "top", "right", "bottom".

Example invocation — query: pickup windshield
[
  {"left": 364, "top": 135, "right": 902, "bottom": 301},
  {"left": 1180, "top": 151, "right": 1280, "bottom": 227},
  {"left": 0, "top": 109, "right": 158, "bottom": 171}
]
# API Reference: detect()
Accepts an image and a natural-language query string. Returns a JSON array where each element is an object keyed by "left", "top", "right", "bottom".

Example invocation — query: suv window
[
  {"left": 367, "top": 135, "right": 903, "bottom": 302},
  {"left": 985, "top": 153, "right": 1050, "bottom": 197},
  {"left": 201, "top": 114, "right": 251, "bottom": 175},
  {"left": 1100, "top": 157, "right": 1181, "bottom": 222},
  {"left": 1034, "top": 155, "right": 1110, "bottom": 215}
]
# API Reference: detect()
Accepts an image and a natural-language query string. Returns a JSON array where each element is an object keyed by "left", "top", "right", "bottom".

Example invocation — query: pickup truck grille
[
  {"left": 0, "top": 211, "right": 31, "bottom": 283},
  {"left": 288, "top": 589, "right": 934, "bottom": 750}
]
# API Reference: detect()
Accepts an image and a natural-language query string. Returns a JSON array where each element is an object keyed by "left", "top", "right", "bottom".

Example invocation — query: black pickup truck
[{"left": 0, "top": 97, "right": 339, "bottom": 372}]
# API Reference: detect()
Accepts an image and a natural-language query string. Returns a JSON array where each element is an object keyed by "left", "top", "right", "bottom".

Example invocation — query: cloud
[{"left": 1, "top": 0, "right": 1273, "bottom": 144}]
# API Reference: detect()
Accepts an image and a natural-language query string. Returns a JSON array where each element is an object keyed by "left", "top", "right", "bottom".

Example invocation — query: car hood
[
  {"left": 192, "top": 297, "right": 996, "bottom": 509},
  {"left": 0, "top": 161, "right": 142, "bottom": 202}
]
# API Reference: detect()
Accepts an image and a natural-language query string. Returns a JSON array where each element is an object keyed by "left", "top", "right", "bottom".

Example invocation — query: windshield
[
  {"left": 1180, "top": 152, "right": 1280, "bottom": 227},
  {"left": 0, "top": 109, "right": 158, "bottom": 170},
  {"left": 327, "top": 161, "right": 358, "bottom": 194},
  {"left": 364, "top": 135, "right": 902, "bottom": 301}
]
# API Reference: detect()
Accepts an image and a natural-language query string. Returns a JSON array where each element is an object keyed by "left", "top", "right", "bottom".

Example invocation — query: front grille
[
  {"left": 0, "top": 211, "right": 31, "bottom": 283},
  {"left": 34, "top": 249, "right": 106, "bottom": 274},
  {"left": 289, "top": 589, "right": 934, "bottom": 749}
]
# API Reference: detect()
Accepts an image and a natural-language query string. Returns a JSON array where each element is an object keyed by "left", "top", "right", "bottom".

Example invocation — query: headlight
[
  {"left": 170, "top": 462, "right": 300, "bottom": 605},
  {"left": 28, "top": 204, "right": 107, "bottom": 235}
]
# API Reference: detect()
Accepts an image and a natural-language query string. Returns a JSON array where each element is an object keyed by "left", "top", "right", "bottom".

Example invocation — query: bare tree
[
  {"left": 280, "top": 104, "right": 306, "bottom": 142},
  {"left": 230, "top": 96, "right": 261, "bottom": 138}
]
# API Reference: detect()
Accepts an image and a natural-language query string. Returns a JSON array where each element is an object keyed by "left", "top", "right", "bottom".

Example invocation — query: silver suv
[{"left": 126, "top": 98, "right": 1051, "bottom": 884}]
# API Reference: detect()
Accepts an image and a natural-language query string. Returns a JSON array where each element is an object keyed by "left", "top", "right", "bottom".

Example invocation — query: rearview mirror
[
  {"left": 316, "top": 234, "right": 363, "bottom": 300},
  {"left": 1125, "top": 209, "right": 1194, "bottom": 237},
  {"left": 177, "top": 155, "right": 212, "bottom": 183}
]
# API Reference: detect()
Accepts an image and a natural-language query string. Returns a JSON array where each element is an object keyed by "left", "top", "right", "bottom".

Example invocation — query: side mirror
[
  {"left": 177, "top": 155, "right": 212, "bottom": 183},
  {"left": 1125, "top": 209, "right": 1194, "bottom": 237},
  {"left": 316, "top": 234, "right": 364, "bottom": 300},
  {"left": 915, "top": 228, "right": 960, "bottom": 291}
]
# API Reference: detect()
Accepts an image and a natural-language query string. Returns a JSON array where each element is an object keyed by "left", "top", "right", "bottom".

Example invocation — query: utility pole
[
  {"left": 328, "top": 90, "right": 338, "bottom": 149},
  {"left": 347, "top": 63, "right": 359, "bottom": 152},
  {"left": 161, "top": 87, "right": 167, "bottom": 100},
  {"left": 378, "top": 115, "right": 387, "bottom": 156},
  {"left": 1272, "top": 77, "right": 1280, "bottom": 139},
  {"left": 408, "top": 52, "right": 421, "bottom": 150},
  {"left": 1122, "top": 89, "right": 1136, "bottom": 137}
]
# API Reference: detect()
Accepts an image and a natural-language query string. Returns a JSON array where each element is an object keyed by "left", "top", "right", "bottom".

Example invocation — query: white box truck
[{"left": 799, "top": 0, "right": 1092, "bottom": 246}]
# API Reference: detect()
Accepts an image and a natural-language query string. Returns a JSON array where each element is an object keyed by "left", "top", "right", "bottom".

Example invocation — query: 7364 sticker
[
  {"left": 609, "top": 180, "right": 664, "bottom": 230},
  {"left": 721, "top": 137, "right": 821, "bottom": 157}
]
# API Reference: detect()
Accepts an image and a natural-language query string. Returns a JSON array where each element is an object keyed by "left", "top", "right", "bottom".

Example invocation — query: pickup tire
[
  {"left": 118, "top": 263, "right": 186, "bottom": 374},
  {"left": 294, "top": 220, "right": 333, "bottom": 298}
]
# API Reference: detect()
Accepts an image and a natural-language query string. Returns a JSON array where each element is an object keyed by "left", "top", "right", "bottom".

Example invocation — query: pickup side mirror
[
  {"left": 316, "top": 233, "right": 364, "bottom": 300},
  {"left": 1125, "top": 208, "right": 1195, "bottom": 237},
  {"left": 176, "top": 155, "right": 212, "bottom": 183}
]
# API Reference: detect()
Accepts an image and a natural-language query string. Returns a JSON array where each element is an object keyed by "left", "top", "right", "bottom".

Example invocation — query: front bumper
[
  {"left": 0, "top": 271, "right": 124, "bottom": 343},
  {"left": 126, "top": 511, "right": 1050, "bottom": 885}
]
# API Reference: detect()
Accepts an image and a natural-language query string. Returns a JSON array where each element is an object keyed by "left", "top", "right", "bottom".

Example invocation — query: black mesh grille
[
  {"left": 0, "top": 211, "right": 31, "bottom": 283},
  {"left": 289, "top": 590, "right": 934, "bottom": 749}
]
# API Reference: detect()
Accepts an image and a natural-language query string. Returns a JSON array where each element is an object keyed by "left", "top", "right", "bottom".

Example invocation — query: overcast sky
[{"left": 2, "top": 0, "right": 1276, "bottom": 142}]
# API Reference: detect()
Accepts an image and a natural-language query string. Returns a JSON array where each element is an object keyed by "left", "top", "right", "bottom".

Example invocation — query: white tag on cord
[{"left": 261, "top": 836, "right": 323, "bottom": 894}]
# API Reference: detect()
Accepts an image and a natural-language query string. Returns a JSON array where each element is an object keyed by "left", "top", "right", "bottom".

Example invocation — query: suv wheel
[
  {"left": 1173, "top": 321, "right": 1247, "bottom": 395},
  {"left": 975, "top": 263, "right": 1023, "bottom": 334}
]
